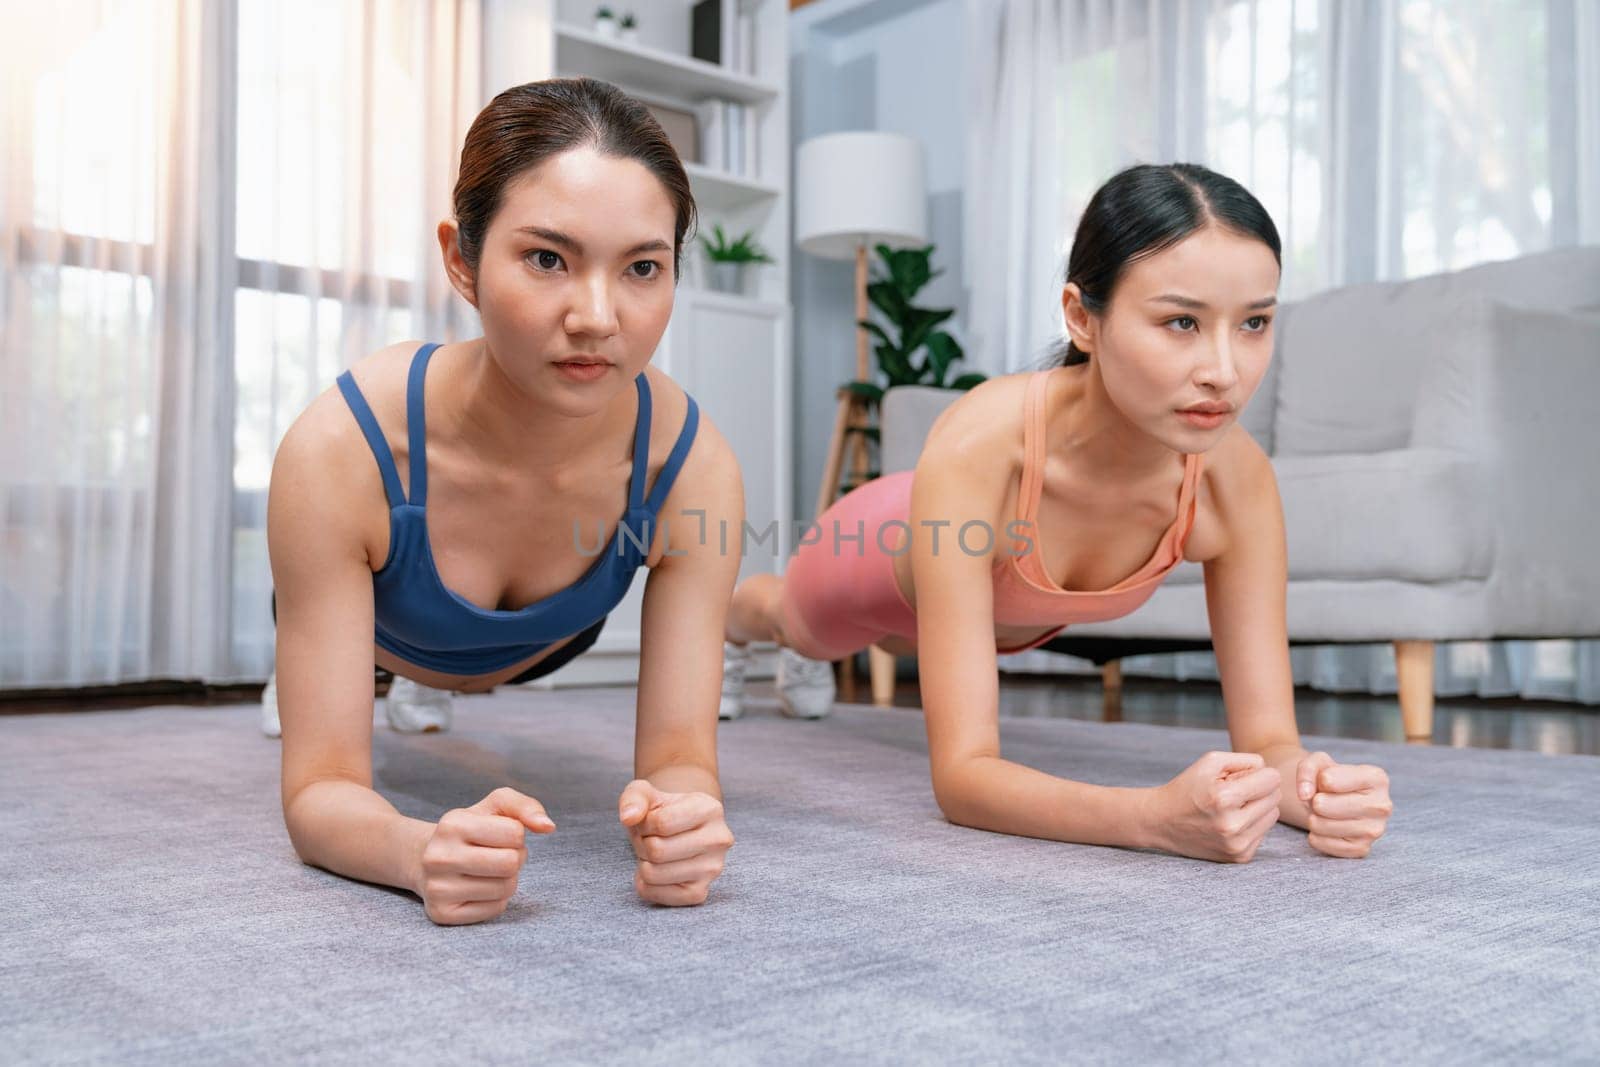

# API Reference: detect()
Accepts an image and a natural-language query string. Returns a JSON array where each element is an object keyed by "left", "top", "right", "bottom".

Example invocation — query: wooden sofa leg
[
  {"left": 868, "top": 645, "right": 896, "bottom": 707},
  {"left": 1101, "top": 660, "right": 1123, "bottom": 723},
  {"left": 1395, "top": 640, "right": 1435, "bottom": 743}
]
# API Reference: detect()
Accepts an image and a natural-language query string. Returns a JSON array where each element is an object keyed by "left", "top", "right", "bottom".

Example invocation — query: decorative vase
[
  {"left": 708, "top": 261, "right": 747, "bottom": 295},
  {"left": 593, "top": 15, "right": 617, "bottom": 37},
  {"left": 619, "top": 25, "right": 639, "bottom": 43}
]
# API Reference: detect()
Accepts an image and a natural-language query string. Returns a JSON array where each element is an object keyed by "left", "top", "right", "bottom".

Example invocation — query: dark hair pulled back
[
  {"left": 452, "top": 77, "right": 697, "bottom": 278},
  {"left": 1056, "top": 163, "right": 1280, "bottom": 365}
]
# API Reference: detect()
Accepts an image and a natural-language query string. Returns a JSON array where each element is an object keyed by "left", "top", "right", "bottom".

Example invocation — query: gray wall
[{"left": 788, "top": 0, "right": 968, "bottom": 522}]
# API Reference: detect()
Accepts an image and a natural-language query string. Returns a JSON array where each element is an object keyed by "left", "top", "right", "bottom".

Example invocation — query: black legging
[{"left": 505, "top": 615, "right": 606, "bottom": 684}]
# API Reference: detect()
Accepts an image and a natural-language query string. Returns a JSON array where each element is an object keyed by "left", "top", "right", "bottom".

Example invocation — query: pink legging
[{"left": 779, "top": 471, "right": 919, "bottom": 661}]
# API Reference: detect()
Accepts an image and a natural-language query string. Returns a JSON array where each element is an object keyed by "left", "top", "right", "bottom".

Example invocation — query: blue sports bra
[{"left": 335, "top": 342, "right": 699, "bottom": 676}]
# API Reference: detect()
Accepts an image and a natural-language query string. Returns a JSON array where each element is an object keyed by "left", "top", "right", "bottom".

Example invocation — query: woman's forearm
[
  {"left": 638, "top": 760, "right": 721, "bottom": 800},
  {"left": 283, "top": 778, "right": 435, "bottom": 894},
  {"left": 1256, "top": 742, "right": 1313, "bottom": 830},
  {"left": 933, "top": 755, "right": 1156, "bottom": 849}
]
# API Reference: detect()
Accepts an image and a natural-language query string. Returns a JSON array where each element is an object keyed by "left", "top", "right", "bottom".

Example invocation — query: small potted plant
[
  {"left": 700, "top": 224, "right": 774, "bottom": 295},
  {"left": 818, "top": 243, "right": 984, "bottom": 492},
  {"left": 593, "top": 5, "right": 617, "bottom": 37},
  {"left": 847, "top": 242, "right": 985, "bottom": 414},
  {"left": 619, "top": 12, "right": 639, "bottom": 43}
]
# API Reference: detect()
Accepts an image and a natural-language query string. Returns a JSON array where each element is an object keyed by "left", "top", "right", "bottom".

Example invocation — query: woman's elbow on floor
[
  {"left": 280, "top": 800, "right": 318, "bottom": 866},
  {"left": 279, "top": 777, "right": 343, "bottom": 866},
  {"left": 930, "top": 769, "right": 978, "bottom": 828}
]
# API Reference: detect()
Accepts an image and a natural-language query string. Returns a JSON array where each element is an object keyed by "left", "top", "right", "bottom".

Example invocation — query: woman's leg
[
  {"left": 767, "top": 471, "right": 919, "bottom": 663},
  {"left": 727, "top": 573, "right": 786, "bottom": 646},
  {"left": 721, "top": 575, "right": 779, "bottom": 720},
  {"left": 723, "top": 473, "right": 920, "bottom": 717},
  {"left": 724, "top": 572, "right": 839, "bottom": 720}
]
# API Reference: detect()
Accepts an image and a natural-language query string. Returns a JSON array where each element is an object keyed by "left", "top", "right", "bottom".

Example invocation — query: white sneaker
[
  {"left": 385, "top": 675, "right": 455, "bottom": 733},
  {"left": 776, "top": 647, "right": 835, "bottom": 719},
  {"left": 260, "top": 672, "right": 281, "bottom": 738},
  {"left": 719, "top": 642, "right": 751, "bottom": 720}
]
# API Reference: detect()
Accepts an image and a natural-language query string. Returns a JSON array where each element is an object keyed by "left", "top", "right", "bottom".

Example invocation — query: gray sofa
[{"left": 877, "top": 247, "right": 1600, "bottom": 738}]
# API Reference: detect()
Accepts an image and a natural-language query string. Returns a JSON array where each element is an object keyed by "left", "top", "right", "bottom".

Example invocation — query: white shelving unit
[
  {"left": 553, "top": 24, "right": 780, "bottom": 106},
  {"left": 483, "top": 0, "right": 792, "bottom": 686},
  {"left": 682, "top": 162, "right": 782, "bottom": 213}
]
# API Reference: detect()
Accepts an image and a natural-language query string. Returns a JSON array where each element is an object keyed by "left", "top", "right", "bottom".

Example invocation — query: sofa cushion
[
  {"left": 1273, "top": 449, "right": 1492, "bottom": 582},
  {"left": 1273, "top": 247, "right": 1600, "bottom": 457},
  {"left": 880, "top": 385, "right": 962, "bottom": 475},
  {"left": 1408, "top": 300, "right": 1496, "bottom": 452},
  {"left": 1165, "top": 448, "right": 1492, "bottom": 586},
  {"left": 1106, "top": 444, "right": 1494, "bottom": 588}
]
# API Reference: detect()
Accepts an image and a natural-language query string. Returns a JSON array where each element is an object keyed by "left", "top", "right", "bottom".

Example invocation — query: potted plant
[
  {"left": 699, "top": 224, "right": 773, "bottom": 295},
  {"left": 593, "top": 6, "right": 617, "bottom": 37},
  {"left": 843, "top": 243, "right": 985, "bottom": 481},
  {"left": 619, "top": 12, "right": 639, "bottom": 43}
]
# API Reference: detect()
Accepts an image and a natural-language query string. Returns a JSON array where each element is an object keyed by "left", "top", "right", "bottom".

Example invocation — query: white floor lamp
[
  {"left": 794, "top": 131, "right": 928, "bottom": 522},
  {"left": 794, "top": 131, "right": 927, "bottom": 703}
]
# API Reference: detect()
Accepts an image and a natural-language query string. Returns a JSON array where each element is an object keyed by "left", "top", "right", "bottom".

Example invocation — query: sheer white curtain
[
  {"left": 1, "top": 0, "right": 235, "bottom": 687},
  {"left": 228, "top": 0, "right": 482, "bottom": 681},
  {"left": 965, "top": 0, "right": 1600, "bottom": 703},
  {"left": 1, "top": 0, "right": 480, "bottom": 689}
]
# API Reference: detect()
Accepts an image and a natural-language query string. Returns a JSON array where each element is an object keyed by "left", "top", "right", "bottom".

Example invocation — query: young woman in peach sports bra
[{"left": 723, "top": 163, "right": 1393, "bottom": 865}]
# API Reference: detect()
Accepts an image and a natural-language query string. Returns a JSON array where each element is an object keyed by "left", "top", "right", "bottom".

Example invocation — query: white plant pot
[
  {"left": 708, "top": 262, "right": 748, "bottom": 295},
  {"left": 593, "top": 17, "right": 618, "bottom": 37},
  {"left": 619, "top": 27, "right": 639, "bottom": 43}
]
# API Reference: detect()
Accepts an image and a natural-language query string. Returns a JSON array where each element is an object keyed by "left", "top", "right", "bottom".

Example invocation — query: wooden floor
[
  {"left": 6, "top": 674, "right": 1598, "bottom": 756},
  {"left": 858, "top": 673, "right": 1600, "bottom": 756}
]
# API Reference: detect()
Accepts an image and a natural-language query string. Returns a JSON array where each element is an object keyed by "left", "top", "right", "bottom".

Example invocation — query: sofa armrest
[
  {"left": 1423, "top": 303, "right": 1600, "bottom": 635},
  {"left": 881, "top": 385, "right": 964, "bottom": 475}
]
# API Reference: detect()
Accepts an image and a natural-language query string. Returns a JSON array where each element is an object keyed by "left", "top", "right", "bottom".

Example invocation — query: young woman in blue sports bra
[{"left": 265, "top": 79, "right": 743, "bottom": 925}]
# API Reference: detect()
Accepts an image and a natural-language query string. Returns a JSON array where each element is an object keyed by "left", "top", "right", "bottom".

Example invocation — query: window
[
  {"left": 3, "top": 0, "right": 472, "bottom": 685},
  {"left": 229, "top": 0, "right": 463, "bottom": 675}
]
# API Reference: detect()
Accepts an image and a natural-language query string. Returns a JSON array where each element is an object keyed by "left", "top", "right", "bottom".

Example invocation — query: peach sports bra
[{"left": 989, "top": 367, "right": 1204, "bottom": 654}]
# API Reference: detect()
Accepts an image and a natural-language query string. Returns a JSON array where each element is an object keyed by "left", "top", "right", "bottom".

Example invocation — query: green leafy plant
[
  {"left": 700, "top": 224, "right": 774, "bottom": 265},
  {"left": 844, "top": 243, "right": 985, "bottom": 408},
  {"left": 620, "top": 13, "right": 637, "bottom": 29},
  {"left": 595, "top": 6, "right": 615, "bottom": 19}
]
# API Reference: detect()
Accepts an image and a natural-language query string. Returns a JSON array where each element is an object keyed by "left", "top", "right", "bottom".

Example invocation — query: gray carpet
[{"left": 3, "top": 687, "right": 1598, "bottom": 1065}]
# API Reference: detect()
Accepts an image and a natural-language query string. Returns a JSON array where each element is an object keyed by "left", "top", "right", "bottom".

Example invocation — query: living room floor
[
  {"left": 9, "top": 682, "right": 1597, "bottom": 1062},
  {"left": 798, "top": 674, "right": 1600, "bottom": 756},
  {"left": 6, "top": 677, "right": 1598, "bottom": 756}
]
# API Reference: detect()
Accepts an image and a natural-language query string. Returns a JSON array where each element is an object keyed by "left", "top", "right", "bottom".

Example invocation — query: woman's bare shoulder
[
  {"left": 1188, "top": 424, "right": 1281, "bottom": 563},
  {"left": 335, "top": 340, "right": 433, "bottom": 417},
  {"left": 910, "top": 371, "right": 1034, "bottom": 524},
  {"left": 644, "top": 365, "right": 737, "bottom": 480},
  {"left": 641, "top": 363, "right": 691, "bottom": 431},
  {"left": 921, "top": 370, "right": 1033, "bottom": 459},
  {"left": 268, "top": 342, "right": 420, "bottom": 543},
  {"left": 1199, "top": 424, "right": 1277, "bottom": 502},
  {"left": 635, "top": 365, "right": 741, "bottom": 567},
  {"left": 275, "top": 342, "right": 417, "bottom": 469},
  {"left": 638, "top": 364, "right": 743, "bottom": 514},
  {"left": 638, "top": 364, "right": 729, "bottom": 476}
]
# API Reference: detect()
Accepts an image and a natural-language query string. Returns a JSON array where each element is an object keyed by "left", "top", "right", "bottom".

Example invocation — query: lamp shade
[{"left": 794, "top": 131, "right": 927, "bottom": 260}]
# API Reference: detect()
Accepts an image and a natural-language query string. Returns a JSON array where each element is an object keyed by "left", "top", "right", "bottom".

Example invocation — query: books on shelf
[
  {"left": 690, "top": 0, "right": 760, "bottom": 77},
  {"left": 743, "top": 101, "right": 757, "bottom": 176},
  {"left": 737, "top": 0, "right": 758, "bottom": 75},
  {"left": 693, "top": 100, "right": 759, "bottom": 181},
  {"left": 690, "top": 0, "right": 721, "bottom": 65},
  {"left": 693, "top": 99, "right": 723, "bottom": 169}
]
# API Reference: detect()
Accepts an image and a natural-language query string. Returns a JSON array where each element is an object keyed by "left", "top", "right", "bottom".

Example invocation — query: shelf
[
  {"left": 684, "top": 163, "right": 780, "bottom": 212},
  {"left": 680, "top": 287, "right": 787, "bottom": 317},
  {"left": 554, "top": 25, "right": 781, "bottom": 106}
]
